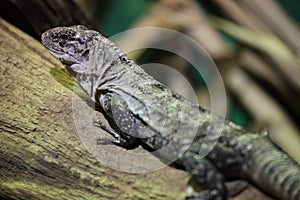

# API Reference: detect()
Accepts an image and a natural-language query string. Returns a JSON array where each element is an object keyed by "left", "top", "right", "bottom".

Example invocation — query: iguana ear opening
[{"left": 69, "top": 63, "right": 83, "bottom": 73}]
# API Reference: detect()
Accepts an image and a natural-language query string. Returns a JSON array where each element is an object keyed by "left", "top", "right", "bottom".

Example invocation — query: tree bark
[{"left": 0, "top": 18, "right": 189, "bottom": 200}]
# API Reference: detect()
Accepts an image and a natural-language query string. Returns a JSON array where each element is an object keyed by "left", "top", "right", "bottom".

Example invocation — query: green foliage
[
  {"left": 94, "top": 0, "right": 151, "bottom": 36},
  {"left": 228, "top": 95, "right": 251, "bottom": 127},
  {"left": 277, "top": 0, "right": 300, "bottom": 24}
]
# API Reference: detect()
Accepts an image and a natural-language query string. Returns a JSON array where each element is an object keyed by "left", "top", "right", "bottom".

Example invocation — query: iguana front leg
[
  {"left": 93, "top": 118, "right": 140, "bottom": 149},
  {"left": 93, "top": 119, "right": 129, "bottom": 145}
]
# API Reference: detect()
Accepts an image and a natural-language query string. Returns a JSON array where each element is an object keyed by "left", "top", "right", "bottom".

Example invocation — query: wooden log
[
  {"left": 0, "top": 17, "right": 274, "bottom": 200},
  {"left": 0, "top": 18, "right": 189, "bottom": 200}
]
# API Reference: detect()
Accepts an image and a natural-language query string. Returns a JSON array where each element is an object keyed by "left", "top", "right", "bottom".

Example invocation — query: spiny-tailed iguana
[{"left": 42, "top": 25, "right": 300, "bottom": 200}]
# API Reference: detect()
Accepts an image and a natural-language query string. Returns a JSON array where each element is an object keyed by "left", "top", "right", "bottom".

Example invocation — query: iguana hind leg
[{"left": 182, "top": 152, "right": 226, "bottom": 200}]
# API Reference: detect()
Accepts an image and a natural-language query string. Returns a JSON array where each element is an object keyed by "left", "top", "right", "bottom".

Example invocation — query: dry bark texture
[
  {"left": 0, "top": 18, "right": 190, "bottom": 200},
  {"left": 0, "top": 17, "right": 274, "bottom": 200}
]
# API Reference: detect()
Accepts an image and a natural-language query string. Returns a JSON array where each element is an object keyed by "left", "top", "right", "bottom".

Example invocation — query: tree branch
[{"left": 0, "top": 18, "right": 188, "bottom": 200}]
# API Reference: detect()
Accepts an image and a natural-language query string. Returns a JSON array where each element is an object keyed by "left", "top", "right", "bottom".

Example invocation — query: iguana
[{"left": 41, "top": 25, "right": 300, "bottom": 200}]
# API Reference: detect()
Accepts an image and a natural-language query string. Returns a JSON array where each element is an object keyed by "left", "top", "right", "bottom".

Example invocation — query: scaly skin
[{"left": 42, "top": 25, "right": 300, "bottom": 200}]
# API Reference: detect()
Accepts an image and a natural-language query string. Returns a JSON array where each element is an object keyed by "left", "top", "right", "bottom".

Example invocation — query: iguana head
[
  {"left": 41, "top": 25, "right": 124, "bottom": 99},
  {"left": 41, "top": 25, "right": 98, "bottom": 65}
]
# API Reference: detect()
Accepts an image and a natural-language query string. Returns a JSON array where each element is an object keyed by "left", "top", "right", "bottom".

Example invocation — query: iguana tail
[{"left": 245, "top": 136, "right": 300, "bottom": 200}]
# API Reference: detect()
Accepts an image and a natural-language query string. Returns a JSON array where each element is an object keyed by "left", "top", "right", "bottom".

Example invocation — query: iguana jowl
[{"left": 42, "top": 25, "right": 300, "bottom": 200}]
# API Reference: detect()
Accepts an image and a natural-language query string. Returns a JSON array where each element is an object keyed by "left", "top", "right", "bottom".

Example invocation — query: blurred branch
[
  {"left": 238, "top": 49, "right": 300, "bottom": 119},
  {"left": 213, "top": 0, "right": 269, "bottom": 32},
  {"left": 0, "top": 0, "right": 96, "bottom": 40},
  {"left": 213, "top": 17, "right": 300, "bottom": 94},
  {"left": 239, "top": 0, "right": 300, "bottom": 54},
  {"left": 213, "top": 0, "right": 300, "bottom": 55},
  {"left": 116, "top": 0, "right": 231, "bottom": 60},
  {"left": 226, "top": 67, "right": 300, "bottom": 165},
  {"left": 213, "top": 17, "right": 295, "bottom": 61}
]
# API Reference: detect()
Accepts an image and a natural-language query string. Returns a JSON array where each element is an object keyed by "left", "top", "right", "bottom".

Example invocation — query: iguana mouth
[{"left": 46, "top": 48, "right": 77, "bottom": 65}]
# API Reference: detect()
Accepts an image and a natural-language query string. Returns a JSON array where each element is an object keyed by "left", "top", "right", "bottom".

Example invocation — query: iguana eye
[{"left": 60, "top": 33, "right": 68, "bottom": 41}]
